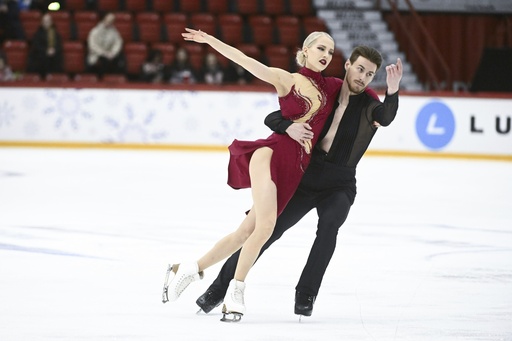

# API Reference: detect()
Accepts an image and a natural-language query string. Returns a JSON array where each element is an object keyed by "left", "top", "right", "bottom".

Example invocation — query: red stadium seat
[
  {"left": 74, "top": 11, "right": 99, "bottom": 41},
  {"left": 152, "top": 0, "right": 174, "bottom": 12},
  {"left": 163, "top": 13, "right": 187, "bottom": 44},
  {"left": 123, "top": 42, "right": 148, "bottom": 75},
  {"left": 124, "top": 0, "right": 147, "bottom": 12},
  {"left": 206, "top": 0, "right": 230, "bottom": 14},
  {"left": 182, "top": 43, "right": 204, "bottom": 71},
  {"left": 136, "top": 12, "right": 162, "bottom": 43},
  {"left": 50, "top": 11, "right": 72, "bottom": 41},
  {"left": 289, "top": 1, "right": 315, "bottom": 16},
  {"left": 262, "top": 0, "right": 287, "bottom": 16},
  {"left": 323, "top": 49, "right": 345, "bottom": 78},
  {"left": 189, "top": 13, "right": 216, "bottom": 34},
  {"left": 302, "top": 16, "right": 328, "bottom": 36},
  {"left": 218, "top": 14, "right": 244, "bottom": 45},
  {"left": 19, "top": 10, "right": 41, "bottom": 40},
  {"left": 62, "top": 41, "right": 86, "bottom": 74},
  {"left": 64, "top": 0, "right": 87, "bottom": 11},
  {"left": 177, "top": 0, "right": 202, "bottom": 13},
  {"left": 97, "top": 0, "right": 120, "bottom": 12},
  {"left": 264, "top": 45, "right": 292, "bottom": 71},
  {"left": 236, "top": 43, "right": 262, "bottom": 61},
  {"left": 275, "top": 16, "right": 301, "bottom": 48},
  {"left": 151, "top": 42, "right": 176, "bottom": 64},
  {"left": 114, "top": 12, "right": 134, "bottom": 42},
  {"left": 2, "top": 40, "right": 28, "bottom": 72},
  {"left": 232, "top": 0, "right": 260, "bottom": 15},
  {"left": 248, "top": 15, "right": 274, "bottom": 47}
]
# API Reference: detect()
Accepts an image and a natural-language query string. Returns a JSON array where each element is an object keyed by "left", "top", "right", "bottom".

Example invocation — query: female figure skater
[{"left": 162, "top": 28, "right": 342, "bottom": 322}]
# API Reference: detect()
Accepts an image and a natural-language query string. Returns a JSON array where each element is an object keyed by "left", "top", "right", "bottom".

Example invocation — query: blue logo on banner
[{"left": 416, "top": 101, "right": 455, "bottom": 150}]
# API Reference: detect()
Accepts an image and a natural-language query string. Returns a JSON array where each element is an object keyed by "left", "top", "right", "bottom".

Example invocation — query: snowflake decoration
[
  {"left": 211, "top": 118, "right": 254, "bottom": 145},
  {"left": 0, "top": 101, "right": 15, "bottom": 128},
  {"left": 42, "top": 89, "right": 93, "bottom": 130},
  {"left": 104, "top": 105, "right": 168, "bottom": 143}
]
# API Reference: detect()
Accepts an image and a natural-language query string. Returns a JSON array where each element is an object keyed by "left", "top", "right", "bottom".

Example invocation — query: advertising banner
[{"left": 0, "top": 87, "right": 510, "bottom": 159}]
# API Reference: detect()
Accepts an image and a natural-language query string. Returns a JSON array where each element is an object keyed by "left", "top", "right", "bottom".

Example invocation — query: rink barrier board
[{"left": 0, "top": 84, "right": 510, "bottom": 161}]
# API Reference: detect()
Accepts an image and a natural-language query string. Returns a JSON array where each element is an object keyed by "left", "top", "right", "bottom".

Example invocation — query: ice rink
[{"left": 1, "top": 148, "right": 511, "bottom": 341}]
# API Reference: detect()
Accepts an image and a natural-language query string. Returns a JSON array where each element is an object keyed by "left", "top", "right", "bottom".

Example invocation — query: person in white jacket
[{"left": 86, "top": 12, "right": 125, "bottom": 77}]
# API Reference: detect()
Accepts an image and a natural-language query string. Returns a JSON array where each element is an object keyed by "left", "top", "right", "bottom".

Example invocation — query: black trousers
[{"left": 208, "top": 152, "right": 356, "bottom": 297}]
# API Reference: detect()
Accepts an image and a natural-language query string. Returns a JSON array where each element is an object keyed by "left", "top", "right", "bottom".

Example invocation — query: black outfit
[
  {"left": 27, "top": 26, "right": 63, "bottom": 77},
  {"left": 206, "top": 89, "right": 399, "bottom": 300}
]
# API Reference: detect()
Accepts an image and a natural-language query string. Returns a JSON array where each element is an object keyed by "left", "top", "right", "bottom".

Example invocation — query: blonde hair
[{"left": 295, "top": 32, "right": 334, "bottom": 67}]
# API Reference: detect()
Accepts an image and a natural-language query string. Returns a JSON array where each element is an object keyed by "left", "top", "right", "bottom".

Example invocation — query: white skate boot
[
  {"left": 220, "top": 279, "right": 246, "bottom": 322},
  {"left": 162, "top": 262, "right": 204, "bottom": 303}
]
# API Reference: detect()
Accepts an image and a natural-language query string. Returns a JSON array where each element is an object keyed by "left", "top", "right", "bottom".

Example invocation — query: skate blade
[
  {"left": 220, "top": 312, "right": 243, "bottom": 323},
  {"left": 161, "top": 264, "right": 174, "bottom": 303}
]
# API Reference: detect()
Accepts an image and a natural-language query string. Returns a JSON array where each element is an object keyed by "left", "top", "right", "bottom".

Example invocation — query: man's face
[{"left": 344, "top": 56, "right": 377, "bottom": 94}]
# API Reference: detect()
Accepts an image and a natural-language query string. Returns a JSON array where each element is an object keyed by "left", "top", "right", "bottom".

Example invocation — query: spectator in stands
[
  {"left": 140, "top": 48, "right": 165, "bottom": 83},
  {"left": 225, "top": 60, "right": 253, "bottom": 85},
  {"left": 86, "top": 12, "right": 125, "bottom": 77},
  {"left": 0, "top": 51, "right": 15, "bottom": 81},
  {"left": 27, "top": 12, "right": 63, "bottom": 78},
  {"left": 199, "top": 52, "right": 225, "bottom": 85},
  {"left": 0, "top": 0, "right": 25, "bottom": 44},
  {"left": 167, "top": 47, "right": 197, "bottom": 84}
]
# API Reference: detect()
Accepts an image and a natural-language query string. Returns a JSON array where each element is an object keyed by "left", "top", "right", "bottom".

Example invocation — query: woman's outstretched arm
[{"left": 182, "top": 28, "right": 293, "bottom": 95}]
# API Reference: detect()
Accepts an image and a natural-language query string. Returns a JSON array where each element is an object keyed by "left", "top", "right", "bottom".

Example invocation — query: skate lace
[{"left": 174, "top": 273, "right": 197, "bottom": 296}]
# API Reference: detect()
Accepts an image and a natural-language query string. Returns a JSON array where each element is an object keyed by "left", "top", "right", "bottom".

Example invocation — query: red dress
[{"left": 227, "top": 67, "right": 342, "bottom": 216}]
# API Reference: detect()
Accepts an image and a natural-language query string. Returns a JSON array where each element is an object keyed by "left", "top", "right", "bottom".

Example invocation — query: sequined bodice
[
  {"left": 278, "top": 67, "right": 329, "bottom": 125},
  {"left": 278, "top": 67, "right": 341, "bottom": 153}
]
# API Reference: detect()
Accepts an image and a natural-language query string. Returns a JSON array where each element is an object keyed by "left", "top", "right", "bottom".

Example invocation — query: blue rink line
[
  {"left": 0, "top": 242, "right": 105, "bottom": 259},
  {"left": 0, "top": 170, "right": 24, "bottom": 177}
]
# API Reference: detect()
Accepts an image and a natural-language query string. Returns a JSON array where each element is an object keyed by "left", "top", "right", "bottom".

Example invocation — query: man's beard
[{"left": 347, "top": 78, "right": 366, "bottom": 94}]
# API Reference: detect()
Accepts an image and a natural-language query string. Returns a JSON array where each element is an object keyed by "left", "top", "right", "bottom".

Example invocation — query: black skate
[
  {"left": 196, "top": 289, "right": 224, "bottom": 314},
  {"left": 295, "top": 291, "right": 316, "bottom": 319}
]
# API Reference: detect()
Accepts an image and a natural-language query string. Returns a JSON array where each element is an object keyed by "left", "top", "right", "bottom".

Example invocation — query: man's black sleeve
[
  {"left": 264, "top": 110, "right": 293, "bottom": 134},
  {"left": 372, "top": 91, "right": 399, "bottom": 127}
]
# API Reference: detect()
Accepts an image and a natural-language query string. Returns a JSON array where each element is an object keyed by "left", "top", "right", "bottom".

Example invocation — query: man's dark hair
[{"left": 349, "top": 46, "right": 383, "bottom": 71}]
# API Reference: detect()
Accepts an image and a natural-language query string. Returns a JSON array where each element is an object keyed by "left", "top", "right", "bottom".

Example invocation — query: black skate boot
[
  {"left": 294, "top": 291, "right": 316, "bottom": 317},
  {"left": 196, "top": 289, "right": 224, "bottom": 314}
]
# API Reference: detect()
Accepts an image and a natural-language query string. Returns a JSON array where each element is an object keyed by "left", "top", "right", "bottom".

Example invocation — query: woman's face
[{"left": 304, "top": 36, "right": 335, "bottom": 72}]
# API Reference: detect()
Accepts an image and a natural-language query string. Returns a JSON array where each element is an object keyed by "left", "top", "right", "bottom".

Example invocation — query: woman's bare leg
[
  {"left": 234, "top": 147, "right": 277, "bottom": 281},
  {"left": 197, "top": 208, "right": 256, "bottom": 272}
]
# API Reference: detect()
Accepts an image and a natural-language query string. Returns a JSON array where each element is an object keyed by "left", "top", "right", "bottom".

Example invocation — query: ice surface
[{"left": 0, "top": 148, "right": 511, "bottom": 341}]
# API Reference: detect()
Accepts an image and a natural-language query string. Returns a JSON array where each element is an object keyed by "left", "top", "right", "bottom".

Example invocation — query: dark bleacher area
[{"left": 2, "top": 0, "right": 339, "bottom": 86}]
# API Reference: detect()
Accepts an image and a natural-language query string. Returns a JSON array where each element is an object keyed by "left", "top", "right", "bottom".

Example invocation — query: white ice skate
[
  {"left": 220, "top": 279, "right": 246, "bottom": 323},
  {"left": 162, "top": 262, "right": 204, "bottom": 303}
]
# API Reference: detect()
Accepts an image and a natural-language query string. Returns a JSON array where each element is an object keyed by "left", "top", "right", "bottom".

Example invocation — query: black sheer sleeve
[
  {"left": 264, "top": 110, "right": 293, "bottom": 134},
  {"left": 372, "top": 91, "right": 399, "bottom": 127}
]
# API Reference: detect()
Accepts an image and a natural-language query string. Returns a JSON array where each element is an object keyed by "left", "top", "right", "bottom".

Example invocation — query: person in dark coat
[{"left": 27, "top": 12, "right": 63, "bottom": 77}]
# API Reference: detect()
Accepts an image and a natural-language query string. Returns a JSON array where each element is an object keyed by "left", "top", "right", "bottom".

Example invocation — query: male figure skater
[{"left": 197, "top": 46, "right": 403, "bottom": 317}]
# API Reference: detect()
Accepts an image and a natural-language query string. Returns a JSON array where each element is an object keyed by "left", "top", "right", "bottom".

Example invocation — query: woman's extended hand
[{"left": 182, "top": 28, "right": 208, "bottom": 44}]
